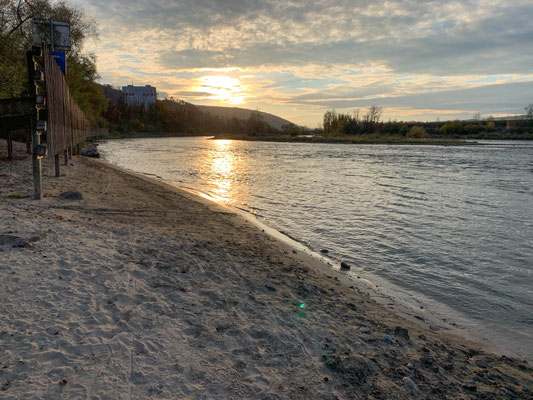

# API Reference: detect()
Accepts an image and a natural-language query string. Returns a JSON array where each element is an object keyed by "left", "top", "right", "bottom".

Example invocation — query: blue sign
[{"left": 50, "top": 52, "right": 66, "bottom": 75}]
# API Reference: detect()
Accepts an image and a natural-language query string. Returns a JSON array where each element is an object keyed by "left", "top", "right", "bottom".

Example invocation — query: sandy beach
[{"left": 0, "top": 139, "right": 532, "bottom": 399}]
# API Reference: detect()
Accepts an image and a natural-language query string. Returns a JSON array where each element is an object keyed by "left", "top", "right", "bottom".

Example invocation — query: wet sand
[{"left": 1, "top": 140, "right": 532, "bottom": 399}]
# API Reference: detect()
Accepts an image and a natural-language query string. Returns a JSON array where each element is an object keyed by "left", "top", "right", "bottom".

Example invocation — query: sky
[{"left": 70, "top": 0, "right": 533, "bottom": 127}]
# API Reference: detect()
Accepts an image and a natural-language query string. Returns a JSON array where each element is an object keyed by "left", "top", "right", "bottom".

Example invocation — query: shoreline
[
  {"left": 1, "top": 140, "right": 532, "bottom": 398},
  {"left": 99, "top": 142, "right": 532, "bottom": 363}
]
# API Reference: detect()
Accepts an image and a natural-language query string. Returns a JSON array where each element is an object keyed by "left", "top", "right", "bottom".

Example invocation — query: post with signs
[
  {"left": 32, "top": 20, "right": 71, "bottom": 179},
  {"left": 27, "top": 48, "right": 45, "bottom": 200}
]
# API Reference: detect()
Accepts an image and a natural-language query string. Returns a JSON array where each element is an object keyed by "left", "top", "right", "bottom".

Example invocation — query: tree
[
  {"left": 323, "top": 110, "right": 337, "bottom": 135},
  {"left": 366, "top": 105, "right": 383, "bottom": 124},
  {"left": 526, "top": 104, "right": 533, "bottom": 120},
  {"left": 0, "top": 0, "right": 105, "bottom": 122}
]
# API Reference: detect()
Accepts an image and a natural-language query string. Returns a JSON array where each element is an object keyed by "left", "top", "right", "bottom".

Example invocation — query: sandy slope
[{"left": 0, "top": 140, "right": 532, "bottom": 399}]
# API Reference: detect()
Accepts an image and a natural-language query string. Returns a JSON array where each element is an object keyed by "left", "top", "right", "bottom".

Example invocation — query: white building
[{"left": 122, "top": 85, "right": 156, "bottom": 107}]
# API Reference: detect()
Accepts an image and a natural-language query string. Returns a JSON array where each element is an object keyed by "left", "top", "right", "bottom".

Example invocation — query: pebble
[
  {"left": 300, "top": 283, "right": 312, "bottom": 293},
  {"left": 340, "top": 261, "right": 351, "bottom": 270},
  {"left": 360, "top": 328, "right": 372, "bottom": 334},
  {"left": 429, "top": 325, "right": 440, "bottom": 332},
  {"left": 402, "top": 377, "right": 419, "bottom": 393},
  {"left": 320, "top": 249, "right": 329, "bottom": 254},
  {"left": 523, "top": 385, "right": 530, "bottom": 393},
  {"left": 265, "top": 283, "right": 277, "bottom": 292},
  {"left": 383, "top": 334, "right": 394, "bottom": 343}
]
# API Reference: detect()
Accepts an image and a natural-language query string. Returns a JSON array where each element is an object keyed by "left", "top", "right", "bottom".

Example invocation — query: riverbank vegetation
[
  {"left": 215, "top": 105, "right": 533, "bottom": 143},
  {"left": 313, "top": 106, "right": 533, "bottom": 140}
]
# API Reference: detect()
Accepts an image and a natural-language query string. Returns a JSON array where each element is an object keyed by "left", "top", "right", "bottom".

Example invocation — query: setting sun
[{"left": 196, "top": 75, "right": 245, "bottom": 105}]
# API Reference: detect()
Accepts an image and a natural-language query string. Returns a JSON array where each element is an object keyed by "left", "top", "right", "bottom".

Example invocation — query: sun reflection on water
[{"left": 208, "top": 140, "right": 239, "bottom": 203}]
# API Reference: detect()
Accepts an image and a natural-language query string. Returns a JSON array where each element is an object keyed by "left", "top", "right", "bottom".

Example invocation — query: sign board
[
  {"left": 50, "top": 51, "right": 66, "bottom": 74},
  {"left": 32, "top": 20, "right": 71, "bottom": 52}
]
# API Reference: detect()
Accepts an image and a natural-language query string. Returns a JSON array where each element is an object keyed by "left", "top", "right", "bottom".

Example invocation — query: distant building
[{"left": 121, "top": 85, "right": 156, "bottom": 107}]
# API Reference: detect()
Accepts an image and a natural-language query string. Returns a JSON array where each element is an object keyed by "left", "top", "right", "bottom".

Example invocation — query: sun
[{"left": 196, "top": 75, "right": 245, "bottom": 105}]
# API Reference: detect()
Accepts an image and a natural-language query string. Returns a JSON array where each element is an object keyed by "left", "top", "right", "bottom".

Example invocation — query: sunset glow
[
  {"left": 72, "top": 0, "right": 533, "bottom": 125},
  {"left": 196, "top": 76, "right": 245, "bottom": 105}
]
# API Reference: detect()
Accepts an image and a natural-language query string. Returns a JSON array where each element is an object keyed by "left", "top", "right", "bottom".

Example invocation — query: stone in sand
[
  {"left": 340, "top": 261, "right": 351, "bottom": 270},
  {"left": 394, "top": 326, "right": 410, "bottom": 340},
  {"left": 59, "top": 191, "right": 83, "bottom": 200},
  {"left": 0, "top": 234, "right": 30, "bottom": 248},
  {"left": 402, "top": 377, "right": 419, "bottom": 393},
  {"left": 300, "top": 283, "right": 312, "bottom": 293}
]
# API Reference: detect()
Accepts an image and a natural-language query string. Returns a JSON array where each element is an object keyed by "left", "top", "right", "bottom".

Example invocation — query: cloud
[{"left": 71, "top": 0, "right": 533, "bottom": 124}]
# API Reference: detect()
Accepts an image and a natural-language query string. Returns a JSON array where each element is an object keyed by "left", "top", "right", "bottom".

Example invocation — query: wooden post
[
  {"left": 32, "top": 131, "right": 43, "bottom": 200},
  {"left": 68, "top": 146, "right": 72, "bottom": 159},
  {"left": 7, "top": 130, "right": 13, "bottom": 160},
  {"left": 63, "top": 149, "right": 68, "bottom": 165},
  {"left": 54, "top": 154, "right": 60, "bottom": 177}
]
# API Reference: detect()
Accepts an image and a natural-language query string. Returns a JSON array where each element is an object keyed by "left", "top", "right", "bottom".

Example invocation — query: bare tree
[
  {"left": 367, "top": 105, "right": 383, "bottom": 124},
  {"left": 525, "top": 104, "right": 533, "bottom": 120}
]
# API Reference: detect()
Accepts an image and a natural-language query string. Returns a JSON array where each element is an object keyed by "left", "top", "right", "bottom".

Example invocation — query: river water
[{"left": 99, "top": 137, "right": 533, "bottom": 360}]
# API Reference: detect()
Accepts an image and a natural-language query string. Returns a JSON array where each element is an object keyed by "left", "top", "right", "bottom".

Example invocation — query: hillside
[
  {"left": 194, "top": 105, "right": 293, "bottom": 130},
  {"left": 100, "top": 85, "right": 294, "bottom": 130}
]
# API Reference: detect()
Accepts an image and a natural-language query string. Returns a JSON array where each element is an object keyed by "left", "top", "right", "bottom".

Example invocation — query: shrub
[{"left": 407, "top": 126, "right": 428, "bottom": 138}]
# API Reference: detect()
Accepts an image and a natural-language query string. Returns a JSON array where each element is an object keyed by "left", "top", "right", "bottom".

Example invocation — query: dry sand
[{"left": 0, "top": 140, "right": 532, "bottom": 399}]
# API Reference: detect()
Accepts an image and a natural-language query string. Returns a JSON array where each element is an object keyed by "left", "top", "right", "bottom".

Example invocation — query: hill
[
  {"left": 100, "top": 85, "right": 294, "bottom": 130},
  {"left": 194, "top": 105, "right": 293, "bottom": 130}
]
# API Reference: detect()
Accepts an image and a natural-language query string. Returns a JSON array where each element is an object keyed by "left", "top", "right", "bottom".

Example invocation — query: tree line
[
  {"left": 320, "top": 105, "right": 533, "bottom": 139},
  {"left": 103, "top": 94, "right": 278, "bottom": 137}
]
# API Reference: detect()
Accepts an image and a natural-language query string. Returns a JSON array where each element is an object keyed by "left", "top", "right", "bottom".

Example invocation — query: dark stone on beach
[
  {"left": 292, "top": 249, "right": 297, "bottom": 254},
  {"left": 2, "top": 380, "right": 11, "bottom": 391},
  {"left": 463, "top": 382, "right": 477, "bottom": 392},
  {"left": 429, "top": 324, "right": 440, "bottom": 332},
  {"left": 360, "top": 327, "right": 372, "bottom": 335},
  {"left": 29, "top": 233, "right": 46, "bottom": 242},
  {"left": 81, "top": 147, "right": 100, "bottom": 158},
  {"left": 265, "top": 283, "right": 277, "bottom": 292},
  {"left": 59, "top": 191, "right": 83, "bottom": 200},
  {"left": 300, "top": 283, "right": 312, "bottom": 293},
  {"left": 320, "top": 249, "right": 329, "bottom": 254},
  {"left": 523, "top": 385, "right": 530, "bottom": 393},
  {"left": 0, "top": 234, "right": 30, "bottom": 248},
  {"left": 340, "top": 261, "right": 351, "bottom": 270},
  {"left": 402, "top": 377, "right": 419, "bottom": 393},
  {"left": 394, "top": 326, "right": 410, "bottom": 340},
  {"left": 383, "top": 334, "right": 394, "bottom": 343}
]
